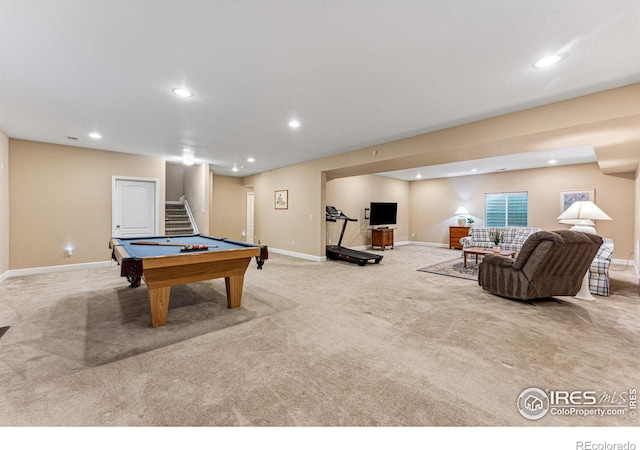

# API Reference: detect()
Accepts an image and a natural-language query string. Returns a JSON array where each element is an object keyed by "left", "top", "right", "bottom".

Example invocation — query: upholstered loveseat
[
  {"left": 459, "top": 226, "right": 541, "bottom": 253},
  {"left": 589, "top": 239, "right": 614, "bottom": 296}
]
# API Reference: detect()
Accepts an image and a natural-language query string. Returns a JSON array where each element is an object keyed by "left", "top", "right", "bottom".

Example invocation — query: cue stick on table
[{"left": 131, "top": 241, "right": 217, "bottom": 248}]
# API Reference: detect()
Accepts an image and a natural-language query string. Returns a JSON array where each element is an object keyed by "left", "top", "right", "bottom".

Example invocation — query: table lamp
[
  {"left": 556, "top": 200, "right": 612, "bottom": 301},
  {"left": 557, "top": 201, "right": 611, "bottom": 234},
  {"left": 455, "top": 206, "right": 469, "bottom": 226}
]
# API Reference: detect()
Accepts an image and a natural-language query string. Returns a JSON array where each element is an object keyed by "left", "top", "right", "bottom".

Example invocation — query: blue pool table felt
[{"left": 113, "top": 235, "right": 256, "bottom": 258}]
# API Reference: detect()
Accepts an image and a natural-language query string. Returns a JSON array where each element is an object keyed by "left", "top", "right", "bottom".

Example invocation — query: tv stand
[{"left": 371, "top": 228, "right": 394, "bottom": 250}]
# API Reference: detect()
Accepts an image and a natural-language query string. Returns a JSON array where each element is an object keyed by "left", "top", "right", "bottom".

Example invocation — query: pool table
[{"left": 109, "top": 234, "right": 268, "bottom": 328}]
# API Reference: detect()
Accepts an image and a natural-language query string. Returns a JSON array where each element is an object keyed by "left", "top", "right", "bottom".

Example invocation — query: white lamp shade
[
  {"left": 559, "top": 219, "right": 595, "bottom": 226},
  {"left": 557, "top": 201, "right": 611, "bottom": 221},
  {"left": 454, "top": 206, "right": 469, "bottom": 215}
]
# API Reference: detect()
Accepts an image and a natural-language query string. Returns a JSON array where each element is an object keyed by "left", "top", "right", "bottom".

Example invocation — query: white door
[
  {"left": 112, "top": 178, "right": 158, "bottom": 237},
  {"left": 246, "top": 192, "right": 255, "bottom": 243}
]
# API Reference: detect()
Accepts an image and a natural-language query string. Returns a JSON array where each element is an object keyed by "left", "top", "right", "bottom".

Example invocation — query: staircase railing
[{"left": 181, "top": 198, "right": 199, "bottom": 234}]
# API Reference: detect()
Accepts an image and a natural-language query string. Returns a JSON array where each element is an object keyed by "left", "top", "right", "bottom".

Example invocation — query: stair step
[
  {"left": 165, "top": 202, "right": 194, "bottom": 235},
  {"left": 165, "top": 229, "right": 194, "bottom": 235}
]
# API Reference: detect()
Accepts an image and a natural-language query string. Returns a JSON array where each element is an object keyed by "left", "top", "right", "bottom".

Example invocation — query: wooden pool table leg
[
  {"left": 225, "top": 274, "right": 245, "bottom": 309},
  {"left": 148, "top": 286, "right": 171, "bottom": 328}
]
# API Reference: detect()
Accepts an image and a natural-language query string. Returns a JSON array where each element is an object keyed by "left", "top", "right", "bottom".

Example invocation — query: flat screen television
[{"left": 369, "top": 202, "right": 397, "bottom": 226}]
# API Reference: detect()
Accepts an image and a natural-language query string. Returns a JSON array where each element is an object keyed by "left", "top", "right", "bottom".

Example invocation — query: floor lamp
[{"left": 557, "top": 200, "right": 612, "bottom": 301}]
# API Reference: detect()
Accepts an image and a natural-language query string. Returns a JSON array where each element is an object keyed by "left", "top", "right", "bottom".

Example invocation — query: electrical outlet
[
  {"left": 291, "top": 240, "right": 295, "bottom": 246},
  {"left": 328, "top": 239, "right": 332, "bottom": 244}
]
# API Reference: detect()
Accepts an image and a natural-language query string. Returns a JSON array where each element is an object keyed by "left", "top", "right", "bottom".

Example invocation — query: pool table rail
[{"left": 108, "top": 235, "right": 268, "bottom": 327}]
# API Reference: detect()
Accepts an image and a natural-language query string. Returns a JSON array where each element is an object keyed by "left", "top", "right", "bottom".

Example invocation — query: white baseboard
[
  {"left": 612, "top": 258, "right": 633, "bottom": 266},
  {"left": 269, "top": 248, "right": 326, "bottom": 262},
  {"left": 368, "top": 240, "right": 412, "bottom": 249},
  {"left": 408, "top": 241, "right": 449, "bottom": 248},
  {"left": 9, "top": 260, "right": 115, "bottom": 278},
  {"left": 271, "top": 242, "right": 418, "bottom": 262},
  {"left": 5, "top": 246, "right": 634, "bottom": 279},
  {"left": 612, "top": 258, "right": 640, "bottom": 278}
]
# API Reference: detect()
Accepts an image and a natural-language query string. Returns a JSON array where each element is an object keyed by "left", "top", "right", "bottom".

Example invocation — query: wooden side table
[
  {"left": 449, "top": 226, "right": 470, "bottom": 249},
  {"left": 371, "top": 228, "right": 394, "bottom": 250}
]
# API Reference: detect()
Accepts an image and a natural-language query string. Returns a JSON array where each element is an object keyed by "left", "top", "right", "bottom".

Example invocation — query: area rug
[{"left": 417, "top": 258, "right": 479, "bottom": 281}]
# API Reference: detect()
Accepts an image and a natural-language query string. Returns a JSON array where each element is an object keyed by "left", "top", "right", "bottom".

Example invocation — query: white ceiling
[
  {"left": 377, "top": 145, "right": 597, "bottom": 181},
  {"left": 1, "top": 0, "right": 639, "bottom": 178}
]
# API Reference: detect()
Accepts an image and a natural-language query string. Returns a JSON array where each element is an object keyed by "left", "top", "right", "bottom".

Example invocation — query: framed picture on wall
[
  {"left": 275, "top": 190, "right": 288, "bottom": 209},
  {"left": 559, "top": 188, "right": 594, "bottom": 213}
]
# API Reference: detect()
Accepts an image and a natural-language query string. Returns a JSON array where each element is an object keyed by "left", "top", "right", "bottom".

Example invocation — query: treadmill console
[
  {"left": 326, "top": 206, "right": 342, "bottom": 219},
  {"left": 326, "top": 206, "right": 357, "bottom": 222}
]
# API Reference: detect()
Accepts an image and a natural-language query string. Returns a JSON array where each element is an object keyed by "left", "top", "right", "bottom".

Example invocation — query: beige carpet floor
[{"left": 0, "top": 245, "right": 638, "bottom": 427}]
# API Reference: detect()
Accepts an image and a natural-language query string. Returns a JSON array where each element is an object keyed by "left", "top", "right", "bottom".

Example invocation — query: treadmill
[{"left": 325, "top": 206, "right": 383, "bottom": 266}]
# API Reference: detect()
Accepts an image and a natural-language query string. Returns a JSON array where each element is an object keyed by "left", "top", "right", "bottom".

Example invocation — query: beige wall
[
  {"left": 409, "top": 163, "right": 634, "bottom": 259},
  {"left": 242, "top": 85, "right": 638, "bottom": 259},
  {"left": 636, "top": 165, "right": 640, "bottom": 273},
  {"left": 210, "top": 174, "right": 252, "bottom": 241},
  {"left": 326, "top": 175, "right": 410, "bottom": 248},
  {"left": 245, "top": 163, "right": 324, "bottom": 255},
  {"left": 323, "top": 84, "right": 639, "bottom": 179},
  {"left": 183, "top": 163, "right": 210, "bottom": 234},
  {"left": 165, "top": 162, "right": 185, "bottom": 201},
  {"left": 9, "top": 140, "right": 166, "bottom": 269},
  {"left": 0, "top": 131, "right": 9, "bottom": 276},
  {"left": 3, "top": 85, "right": 638, "bottom": 269}
]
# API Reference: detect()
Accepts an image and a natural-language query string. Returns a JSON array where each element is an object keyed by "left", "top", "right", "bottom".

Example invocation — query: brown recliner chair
[{"left": 478, "top": 230, "right": 603, "bottom": 300}]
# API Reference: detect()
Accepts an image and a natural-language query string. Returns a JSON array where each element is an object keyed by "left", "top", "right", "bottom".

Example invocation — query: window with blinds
[{"left": 485, "top": 192, "right": 528, "bottom": 227}]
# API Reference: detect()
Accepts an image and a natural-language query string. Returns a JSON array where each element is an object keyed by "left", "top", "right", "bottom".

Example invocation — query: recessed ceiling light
[
  {"left": 247, "top": 157, "right": 255, "bottom": 163},
  {"left": 182, "top": 149, "right": 194, "bottom": 165},
  {"left": 89, "top": 132, "right": 101, "bottom": 139},
  {"left": 415, "top": 173, "right": 422, "bottom": 179},
  {"left": 232, "top": 166, "right": 239, "bottom": 172},
  {"left": 288, "top": 119, "right": 300, "bottom": 128},
  {"left": 548, "top": 159, "right": 558, "bottom": 164},
  {"left": 172, "top": 88, "right": 193, "bottom": 98},
  {"left": 471, "top": 168, "right": 478, "bottom": 172},
  {"left": 535, "top": 55, "right": 561, "bottom": 68}
]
